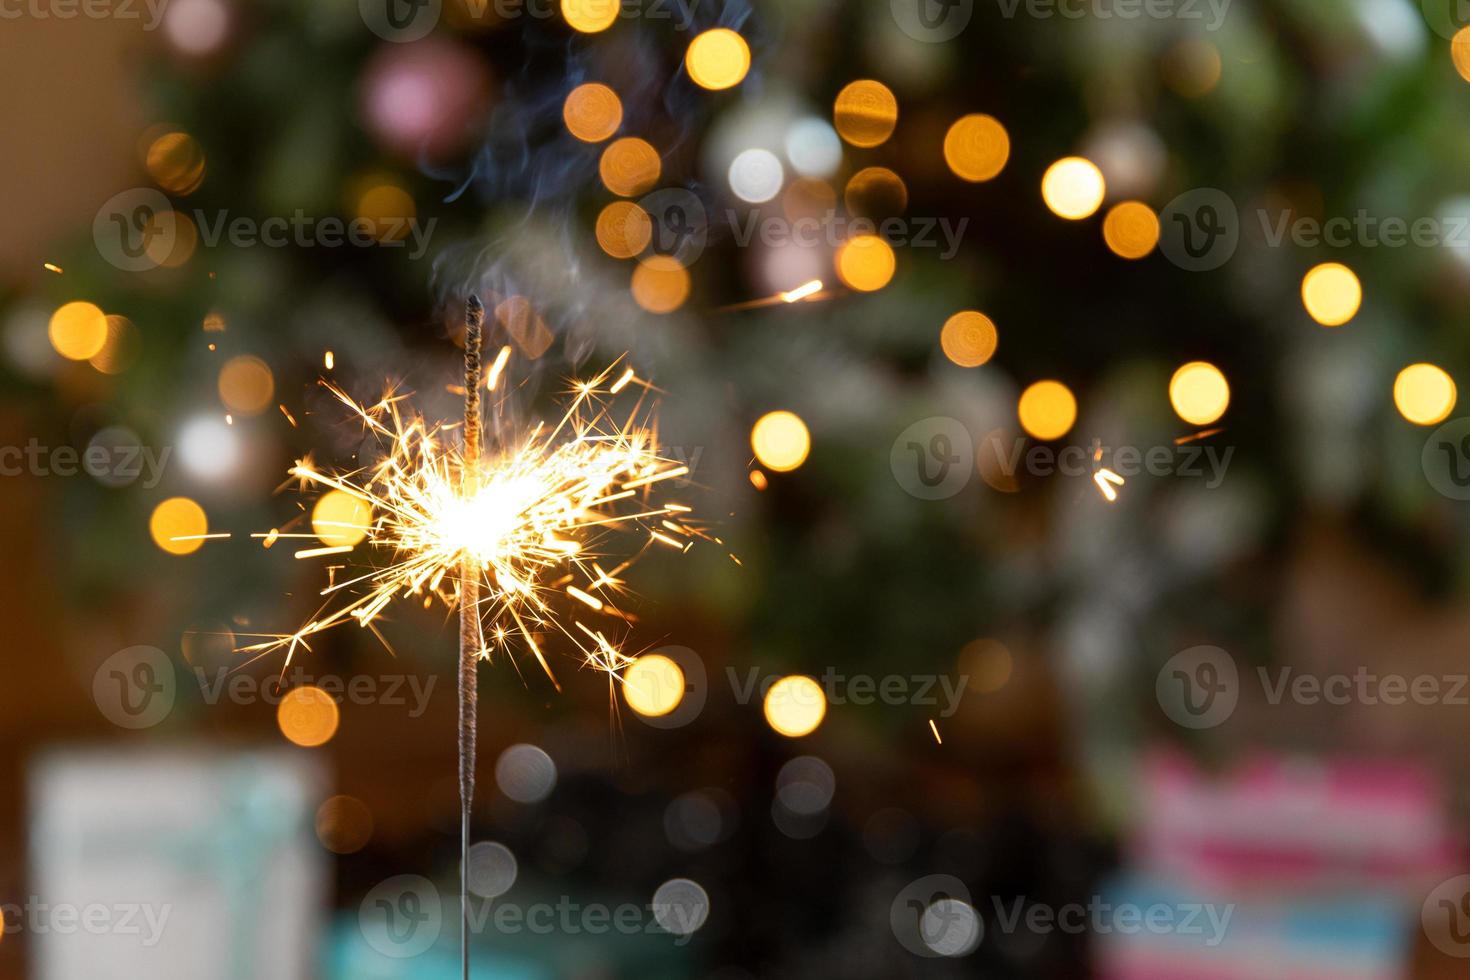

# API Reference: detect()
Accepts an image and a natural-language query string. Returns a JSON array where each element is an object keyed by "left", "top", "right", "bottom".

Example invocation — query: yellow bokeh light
[
  {"left": 943, "top": 113, "right": 1009, "bottom": 182},
  {"left": 218, "top": 355, "right": 275, "bottom": 415},
  {"left": 833, "top": 79, "right": 898, "bottom": 148},
  {"left": 1017, "top": 380, "right": 1077, "bottom": 440},
  {"left": 958, "top": 638, "right": 1013, "bottom": 694},
  {"left": 940, "top": 311, "right": 998, "bottom": 367},
  {"left": 763, "top": 675, "right": 826, "bottom": 737},
  {"left": 146, "top": 131, "right": 206, "bottom": 195},
  {"left": 599, "top": 137, "right": 661, "bottom": 197},
  {"left": 685, "top": 28, "right": 751, "bottom": 90},
  {"left": 1301, "top": 262, "right": 1362, "bottom": 327},
  {"left": 144, "top": 210, "right": 197, "bottom": 268},
  {"left": 835, "top": 234, "right": 896, "bottom": 292},
  {"left": 843, "top": 166, "right": 908, "bottom": 219},
  {"left": 315, "top": 795, "right": 374, "bottom": 854},
  {"left": 1102, "top": 201, "right": 1159, "bottom": 259},
  {"left": 1162, "top": 38, "right": 1223, "bottom": 98},
  {"left": 750, "top": 410, "right": 811, "bottom": 472},
  {"left": 355, "top": 182, "right": 416, "bottom": 243},
  {"left": 1041, "top": 157, "right": 1106, "bottom": 220},
  {"left": 312, "top": 489, "right": 372, "bottom": 548},
  {"left": 1169, "top": 361, "right": 1230, "bottom": 426},
  {"left": 560, "top": 0, "right": 618, "bottom": 32},
  {"left": 783, "top": 177, "right": 837, "bottom": 222},
  {"left": 563, "top": 82, "right": 623, "bottom": 142},
  {"left": 595, "top": 200, "right": 652, "bottom": 258},
  {"left": 1394, "top": 363, "right": 1457, "bottom": 426},
  {"left": 278, "top": 686, "right": 340, "bottom": 748},
  {"left": 48, "top": 301, "right": 108, "bottom": 360},
  {"left": 1455, "top": 27, "right": 1470, "bottom": 83},
  {"left": 631, "top": 256, "right": 690, "bottom": 313},
  {"left": 622, "top": 653, "right": 685, "bottom": 717},
  {"left": 89, "top": 314, "right": 141, "bottom": 375},
  {"left": 150, "top": 497, "right": 208, "bottom": 556}
]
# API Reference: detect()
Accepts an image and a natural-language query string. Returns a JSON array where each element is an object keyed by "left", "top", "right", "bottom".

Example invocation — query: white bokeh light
[
  {"left": 178, "top": 415, "right": 241, "bottom": 481},
  {"left": 494, "top": 743, "right": 557, "bottom": 804},
  {"left": 164, "top": 0, "right": 231, "bottom": 56},
  {"left": 651, "top": 878, "right": 710, "bottom": 937},
  {"left": 466, "top": 841, "right": 518, "bottom": 899},
  {"left": 784, "top": 118, "right": 842, "bottom": 178},
  {"left": 728, "top": 148, "right": 785, "bottom": 203}
]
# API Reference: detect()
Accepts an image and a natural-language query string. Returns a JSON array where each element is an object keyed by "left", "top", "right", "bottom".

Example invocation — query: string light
[
  {"left": 1041, "top": 157, "right": 1106, "bottom": 220},
  {"left": 685, "top": 28, "right": 751, "bottom": 90},
  {"left": 943, "top": 114, "right": 1009, "bottom": 182},
  {"left": 751, "top": 411, "right": 811, "bottom": 472},
  {"left": 1017, "top": 380, "right": 1077, "bottom": 440},
  {"left": 1169, "top": 361, "right": 1230, "bottom": 425},
  {"left": 1394, "top": 363, "right": 1457, "bottom": 425},
  {"left": 833, "top": 80, "right": 898, "bottom": 148},
  {"left": 1301, "top": 262, "right": 1362, "bottom": 326}
]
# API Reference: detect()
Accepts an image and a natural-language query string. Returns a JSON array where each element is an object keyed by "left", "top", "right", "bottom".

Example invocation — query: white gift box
[{"left": 28, "top": 747, "right": 327, "bottom": 980}]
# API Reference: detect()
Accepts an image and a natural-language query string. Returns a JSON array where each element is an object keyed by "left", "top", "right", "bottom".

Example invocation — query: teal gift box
[{"left": 28, "top": 748, "right": 327, "bottom": 980}]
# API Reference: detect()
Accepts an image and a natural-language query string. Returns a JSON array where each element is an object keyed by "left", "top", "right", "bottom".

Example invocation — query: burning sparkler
[{"left": 239, "top": 296, "right": 706, "bottom": 977}]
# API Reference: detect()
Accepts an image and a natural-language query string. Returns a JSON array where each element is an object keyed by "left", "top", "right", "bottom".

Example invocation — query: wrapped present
[
  {"left": 1134, "top": 749, "right": 1460, "bottom": 890},
  {"left": 28, "top": 747, "right": 327, "bottom": 980},
  {"left": 1093, "top": 748, "right": 1465, "bottom": 979},
  {"left": 1097, "top": 874, "right": 1411, "bottom": 980}
]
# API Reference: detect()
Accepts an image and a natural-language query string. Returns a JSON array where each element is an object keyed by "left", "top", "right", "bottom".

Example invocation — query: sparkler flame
[{"left": 242, "top": 354, "right": 705, "bottom": 689}]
